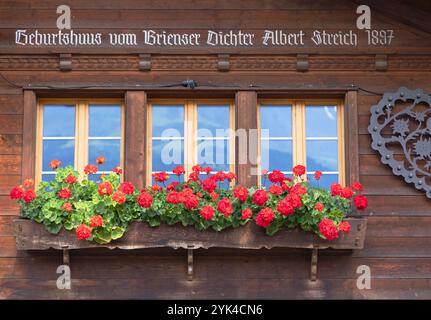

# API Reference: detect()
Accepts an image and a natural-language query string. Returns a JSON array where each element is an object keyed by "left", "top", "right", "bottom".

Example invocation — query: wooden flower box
[{"left": 13, "top": 217, "right": 367, "bottom": 281}]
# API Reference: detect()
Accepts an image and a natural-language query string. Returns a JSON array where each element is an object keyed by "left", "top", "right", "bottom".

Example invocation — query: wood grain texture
[
  {"left": 21, "top": 91, "right": 36, "bottom": 183},
  {"left": 124, "top": 91, "right": 147, "bottom": 190},
  {"left": 345, "top": 91, "right": 359, "bottom": 185},
  {"left": 235, "top": 91, "right": 257, "bottom": 187}
]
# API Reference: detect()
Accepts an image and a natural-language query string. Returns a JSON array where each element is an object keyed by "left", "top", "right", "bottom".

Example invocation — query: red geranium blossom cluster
[{"left": 11, "top": 157, "right": 369, "bottom": 243}]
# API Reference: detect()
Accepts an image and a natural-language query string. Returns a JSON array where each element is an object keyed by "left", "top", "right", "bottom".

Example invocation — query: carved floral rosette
[{"left": 368, "top": 87, "right": 431, "bottom": 198}]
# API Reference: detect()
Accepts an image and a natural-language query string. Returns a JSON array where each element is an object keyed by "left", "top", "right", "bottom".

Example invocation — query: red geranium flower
[
  {"left": 23, "top": 179, "right": 34, "bottom": 189},
  {"left": 95, "top": 156, "right": 107, "bottom": 165},
  {"left": 268, "top": 170, "right": 285, "bottom": 184},
  {"left": 256, "top": 207, "right": 275, "bottom": 228},
  {"left": 188, "top": 171, "right": 200, "bottom": 182},
  {"left": 200, "top": 205, "right": 215, "bottom": 221},
  {"left": 49, "top": 159, "right": 61, "bottom": 170},
  {"left": 261, "top": 169, "right": 268, "bottom": 176},
  {"left": 10, "top": 186, "right": 24, "bottom": 200},
  {"left": 352, "top": 182, "right": 363, "bottom": 192},
  {"left": 192, "top": 164, "right": 203, "bottom": 173},
  {"left": 252, "top": 190, "right": 268, "bottom": 206},
  {"left": 354, "top": 195, "right": 368, "bottom": 210},
  {"left": 314, "top": 202, "right": 324, "bottom": 212},
  {"left": 167, "top": 181, "right": 180, "bottom": 192},
  {"left": 339, "top": 221, "right": 351, "bottom": 233},
  {"left": 151, "top": 184, "right": 163, "bottom": 192},
  {"left": 204, "top": 166, "right": 212, "bottom": 175},
  {"left": 76, "top": 224, "right": 92, "bottom": 240},
  {"left": 137, "top": 191, "right": 153, "bottom": 208},
  {"left": 183, "top": 194, "right": 199, "bottom": 210},
  {"left": 214, "top": 171, "right": 226, "bottom": 182},
  {"left": 173, "top": 165, "right": 185, "bottom": 176},
  {"left": 210, "top": 191, "right": 219, "bottom": 201},
  {"left": 269, "top": 184, "right": 283, "bottom": 196},
  {"left": 233, "top": 186, "right": 248, "bottom": 202},
  {"left": 90, "top": 215, "right": 104, "bottom": 228},
  {"left": 152, "top": 171, "right": 169, "bottom": 183},
  {"left": 65, "top": 175, "right": 77, "bottom": 184},
  {"left": 118, "top": 181, "right": 134, "bottom": 194},
  {"left": 23, "top": 190, "right": 36, "bottom": 203},
  {"left": 217, "top": 198, "right": 233, "bottom": 217},
  {"left": 242, "top": 208, "right": 253, "bottom": 220},
  {"left": 319, "top": 218, "right": 339, "bottom": 241},
  {"left": 314, "top": 171, "right": 323, "bottom": 181},
  {"left": 277, "top": 197, "right": 294, "bottom": 216},
  {"left": 113, "top": 166, "right": 123, "bottom": 175},
  {"left": 331, "top": 183, "right": 342, "bottom": 197},
  {"left": 202, "top": 177, "right": 217, "bottom": 193},
  {"left": 292, "top": 165, "right": 306, "bottom": 177},
  {"left": 167, "top": 191, "right": 181, "bottom": 204},
  {"left": 112, "top": 190, "right": 126, "bottom": 204},
  {"left": 58, "top": 188, "right": 72, "bottom": 199},
  {"left": 84, "top": 164, "right": 98, "bottom": 175},
  {"left": 290, "top": 184, "right": 307, "bottom": 196},
  {"left": 62, "top": 202, "right": 73, "bottom": 212},
  {"left": 226, "top": 172, "right": 236, "bottom": 182},
  {"left": 340, "top": 187, "right": 354, "bottom": 199},
  {"left": 98, "top": 182, "right": 113, "bottom": 196}
]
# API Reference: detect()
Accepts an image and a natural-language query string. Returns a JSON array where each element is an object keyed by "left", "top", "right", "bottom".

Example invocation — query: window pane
[
  {"left": 152, "top": 139, "right": 184, "bottom": 172},
  {"left": 152, "top": 105, "right": 184, "bottom": 137},
  {"left": 197, "top": 139, "right": 230, "bottom": 171},
  {"left": 89, "top": 105, "right": 121, "bottom": 137},
  {"left": 197, "top": 105, "right": 229, "bottom": 137},
  {"left": 307, "top": 174, "right": 338, "bottom": 189},
  {"left": 306, "top": 140, "right": 338, "bottom": 172},
  {"left": 43, "top": 105, "right": 75, "bottom": 137},
  {"left": 42, "top": 140, "right": 75, "bottom": 171},
  {"left": 88, "top": 174, "right": 104, "bottom": 182},
  {"left": 42, "top": 174, "right": 56, "bottom": 183},
  {"left": 305, "top": 106, "right": 337, "bottom": 137},
  {"left": 261, "top": 140, "right": 292, "bottom": 171},
  {"left": 88, "top": 140, "right": 121, "bottom": 170},
  {"left": 260, "top": 105, "right": 292, "bottom": 137}
]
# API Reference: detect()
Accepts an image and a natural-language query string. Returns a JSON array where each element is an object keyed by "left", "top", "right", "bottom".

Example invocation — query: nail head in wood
[
  {"left": 217, "top": 54, "right": 230, "bottom": 71},
  {"left": 139, "top": 53, "right": 151, "bottom": 71},
  {"left": 59, "top": 53, "right": 72, "bottom": 71},
  {"left": 296, "top": 54, "right": 309, "bottom": 72}
]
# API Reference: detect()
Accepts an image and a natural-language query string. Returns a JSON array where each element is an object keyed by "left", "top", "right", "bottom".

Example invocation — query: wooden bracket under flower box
[{"left": 13, "top": 217, "right": 367, "bottom": 281}]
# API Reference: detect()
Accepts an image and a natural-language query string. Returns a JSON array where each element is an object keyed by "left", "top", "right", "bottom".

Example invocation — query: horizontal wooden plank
[
  {"left": 366, "top": 216, "right": 431, "bottom": 237},
  {"left": 0, "top": 196, "right": 20, "bottom": 215},
  {"left": 0, "top": 134, "right": 22, "bottom": 155},
  {"left": 0, "top": 215, "right": 16, "bottom": 236},
  {"left": 354, "top": 237, "right": 431, "bottom": 258},
  {"left": 1, "top": 277, "right": 430, "bottom": 299},
  {"left": 14, "top": 218, "right": 367, "bottom": 251},
  {"left": 361, "top": 175, "right": 424, "bottom": 196},
  {"left": 363, "top": 195, "right": 431, "bottom": 216},
  {"left": 1, "top": 255, "right": 431, "bottom": 281},
  {"left": 0, "top": 0, "right": 355, "bottom": 10},
  {"left": 0, "top": 155, "right": 20, "bottom": 175},
  {"left": 0, "top": 95, "right": 23, "bottom": 115},
  {"left": 0, "top": 9, "right": 404, "bottom": 29},
  {"left": 0, "top": 115, "right": 21, "bottom": 134},
  {"left": 0, "top": 175, "right": 20, "bottom": 195},
  {"left": 360, "top": 154, "right": 396, "bottom": 175}
]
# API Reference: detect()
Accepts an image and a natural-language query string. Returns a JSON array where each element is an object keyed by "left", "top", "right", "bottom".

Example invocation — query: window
[
  {"left": 36, "top": 99, "right": 124, "bottom": 184},
  {"left": 258, "top": 100, "right": 344, "bottom": 188},
  {"left": 147, "top": 100, "right": 235, "bottom": 186}
]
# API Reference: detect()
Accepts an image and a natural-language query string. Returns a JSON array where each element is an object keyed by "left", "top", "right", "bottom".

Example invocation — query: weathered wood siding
[{"left": 0, "top": 0, "right": 430, "bottom": 299}]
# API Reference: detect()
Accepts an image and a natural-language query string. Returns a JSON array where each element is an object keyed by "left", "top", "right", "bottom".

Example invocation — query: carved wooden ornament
[{"left": 368, "top": 87, "right": 431, "bottom": 198}]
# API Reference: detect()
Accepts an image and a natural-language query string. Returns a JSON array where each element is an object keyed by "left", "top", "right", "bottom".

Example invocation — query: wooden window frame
[
  {"left": 257, "top": 98, "right": 345, "bottom": 186},
  {"left": 35, "top": 98, "right": 125, "bottom": 185},
  {"left": 146, "top": 99, "right": 235, "bottom": 185}
]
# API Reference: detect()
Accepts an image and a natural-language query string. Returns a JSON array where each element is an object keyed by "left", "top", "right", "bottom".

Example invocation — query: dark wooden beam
[{"left": 22, "top": 90, "right": 37, "bottom": 182}]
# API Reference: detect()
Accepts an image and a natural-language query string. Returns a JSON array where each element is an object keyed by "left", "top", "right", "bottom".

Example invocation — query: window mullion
[
  {"left": 337, "top": 101, "right": 345, "bottom": 186},
  {"left": 146, "top": 102, "right": 153, "bottom": 186},
  {"left": 76, "top": 100, "right": 89, "bottom": 180}
]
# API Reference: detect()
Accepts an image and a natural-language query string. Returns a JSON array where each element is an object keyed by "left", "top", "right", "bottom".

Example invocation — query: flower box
[
  {"left": 14, "top": 217, "right": 366, "bottom": 281},
  {"left": 14, "top": 217, "right": 366, "bottom": 251}
]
